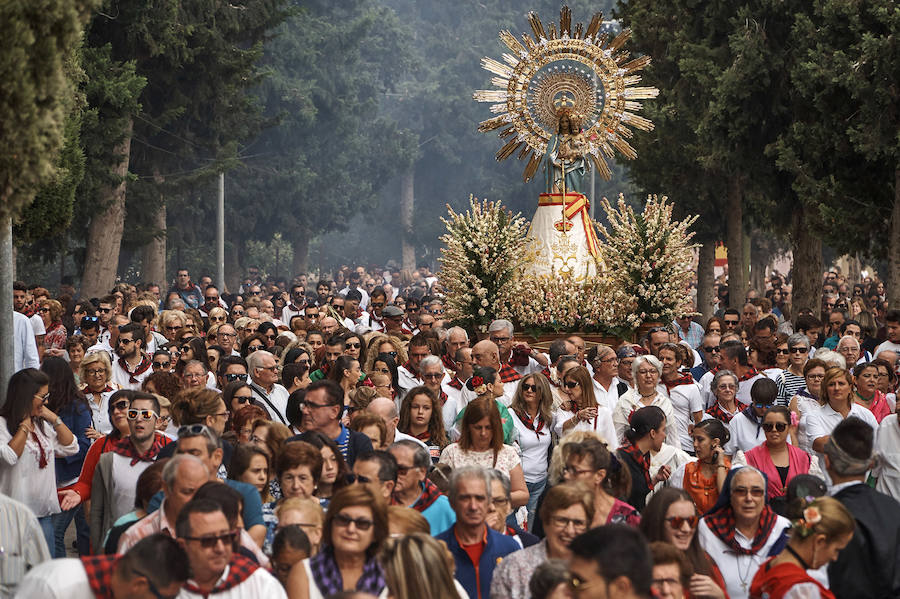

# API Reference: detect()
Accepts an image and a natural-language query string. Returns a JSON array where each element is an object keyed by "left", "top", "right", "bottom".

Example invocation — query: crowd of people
[{"left": 2, "top": 264, "right": 900, "bottom": 599}]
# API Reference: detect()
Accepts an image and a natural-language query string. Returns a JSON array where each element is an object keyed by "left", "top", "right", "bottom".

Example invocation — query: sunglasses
[
  {"left": 98, "top": 307, "right": 112, "bottom": 313},
  {"left": 762, "top": 422, "right": 788, "bottom": 432},
  {"left": 153, "top": 361, "right": 171, "bottom": 369},
  {"left": 345, "top": 473, "right": 372, "bottom": 484},
  {"left": 233, "top": 395, "right": 251, "bottom": 405},
  {"left": 753, "top": 402, "right": 773, "bottom": 410},
  {"left": 182, "top": 530, "right": 239, "bottom": 549},
  {"left": 111, "top": 400, "right": 130, "bottom": 411},
  {"left": 247, "top": 345, "right": 263, "bottom": 353},
  {"left": 522, "top": 383, "right": 538, "bottom": 392},
  {"left": 789, "top": 347, "right": 808, "bottom": 354},
  {"left": 665, "top": 515, "right": 698, "bottom": 529},
  {"left": 224, "top": 373, "right": 248, "bottom": 382},
  {"left": 702, "top": 346, "right": 720, "bottom": 353},
  {"left": 564, "top": 381, "right": 579, "bottom": 389},
  {"left": 333, "top": 512, "right": 374, "bottom": 531},
  {"left": 178, "top": 424, "right": 212, "bottom": 439},
  {"left": 127, "top": 408, "right": 159, "bottom": 420},
  {"left": 345, "top": 342, "right": 361, "bottom": 349},
  {"left": 370, "top": 302, "right": 384, "bottom": 308},
  {"left": 39, "top": 307, "right": 50, "bottom": 313}
]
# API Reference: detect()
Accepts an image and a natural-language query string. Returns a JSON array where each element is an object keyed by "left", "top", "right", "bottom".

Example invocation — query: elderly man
[
  {"left": 319, "top": 316, "right": 339, "bottom": 337},
  {"left": 488, "top": 319, "right": 547, "bottom": 378},
  {"left": 382, "top": 304, "right": 405, "bottom": 336},
  {"left": 441, "top": 326, "right": 469, "bottom": 370},
  {"left": 692, "top": 332, "right": 722, "bottom": 381},
  {"left": 389, "top": 440, "right": 455, "bottom": 535},
  {"left": 586, "top": 344, "right": 621, "bottom": 413},
  {"left": 471, "top": 339, "right": 518, "bottom": 404},
  {"left": 435, "top": 466, "right": 519, "bottom": 599},
  {"left": 826, "top": 417, "right": 900, "bottom": 598},
  {"left": 118, "top": 455, "right": 210, "bottom": 552},
  {"left": 419, "top": 355, "right": 448, "bottom": 403},
  {"left": 247, "top": 349, "right": 289, "bottom": 425},
  {"left": 176, "top": 499, "right": 285, "bottom": 598},
  {"left": 836, "top": 335, "right": 863, "bottom": 367},
  {"left": 741, "top": 302, "right": 759, "bottom": 331},
  {"left": 291, "top": 380, "right": 372, "bottom": 467},
  {"left": 367, "top": 396, "right": 428, "bottom": 451},
  {"left": 214, "top": 323, "right": 239, "bottom": 357},
  {"left": 18, "top": 534, "right": 189, "bottom": 599}
]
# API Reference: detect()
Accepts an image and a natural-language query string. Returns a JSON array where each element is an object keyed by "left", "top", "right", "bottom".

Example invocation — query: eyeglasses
[
  {"left": 564, "top": 380, "right": 579, "bottom": 389},
  {"left": 178, "top": 424, "right": 213, "bottom": 439},
  {"left": 182, "top": 530, "right": 239, "bottom": 549},
  {"left": 224, "top": 373, "right": 248, "bottom": 383},
  {"left": 405, "top": 307, "right": 417, "bottom": 312},
  {"left": 762, "top": 422, "right": 788, "bottom": 432},
  {"left": 165, "top": 325, "right": 181, "bottom": 332},
  {"left": 422, "top": 372, "right": 443, "bottom": 380},
  {"left": 489, "top": 336, "right": 511, "bottom": 344},
  {"left": 209, "top": 316, "right": 226, "bottom": 323},
  {"left": 38, "top": 307, "right": 50, "bottom": 313},
  {"left": 256, "top": 365, "right": 277, "bottom": 372},
  {"left": 717, "top": 383, "right": 737, "bottom": 390},
  {"left": 563, "top": 465, "right": 594, "bottom": 477},
  {"left": 789, "top": 347, "right": 809, "bottom": 354},
  {"left": 370, "top": 302, "right": 384, "bottom": 308},
  {"left": 153, "top": 361, "right": 171, "bottom": 369},
  {"left": 127, "top": 408, "right": 159, "bottom": 420},
  {"left": 345, "top": 473, "right": 372, "bottom": 484},
  {"left": 396, "top": 464, "right": 416, "bottom": 475},
  {"left": 665, "top": 515, "right": 698, "bottom": 529},
  {"left": 549, "top": 515, "right": 588, "bottom": 530},
  {"left": 384, "top": 351, "right": 398, "bottom": 358},
  {"left": 117, "top": 338, "right": 135, "bottom": 345},
  {"left": 522, "top": 383, "right": 537, "bottom": 392},
  {"left": 806, "top": 373, "right": 825, "bottom": 380},
  {"left": 86, "top": 368, "right": 107, "bottom": 376},
  {"left": 333, "top": 512, "right": 374, "bottom": 531},
  {"left": 724, "top": 319, "right": 739, "bottom": 325},
  {"left": 300, "top": 399, "right": 334, "bottom": 410},
  {"left": 732, "top": 486, "right": 765, "bottom": 498},
  {"left": 111, "top": 400, "right": 130, "bottom": 411}
]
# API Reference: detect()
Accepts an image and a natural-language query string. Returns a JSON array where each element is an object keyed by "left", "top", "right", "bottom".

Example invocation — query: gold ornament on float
[{"left": 473, "top": 6, "right": 659, "bottom": 182}]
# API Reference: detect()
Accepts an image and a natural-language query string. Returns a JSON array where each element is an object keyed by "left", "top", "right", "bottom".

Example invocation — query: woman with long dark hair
[
  {"left": 398, "top": 386, "right": 449, "bottom": 461},
  {"left": 617, "top": 405, "right": 670, "bottom": 510},
  {"left": 42, "top": 356, "right": 93, "bottom": 556},
  {"left": 0, "top": 368, "right": 78, "bottom": 553}
]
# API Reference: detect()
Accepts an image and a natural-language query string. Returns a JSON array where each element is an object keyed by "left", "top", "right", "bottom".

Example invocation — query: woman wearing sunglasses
[
  {"left": 509, "top": 372, "right": 557, "bottom": 527},
  {"left": 557, "top": 366, "right": 618, "bottom": 448},
  {"left": 287, "top": 483, "right": 388, "bottom": 598},
  {"left": 342, "top": 332, "right": 367, "bottom": 369},
  {"left": 743, "top": 406, "right": 821, "bottom": 515},
  {"left": 641, "top": 488, "right": 728, "bottom": 599}
]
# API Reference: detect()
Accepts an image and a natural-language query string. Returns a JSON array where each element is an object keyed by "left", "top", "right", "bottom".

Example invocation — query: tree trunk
[
  {"left": 141, "top": 202, "right": 166, "bottom": 287},
  {"left": 749, "top": 231, "right": 766, "bottom": 295},
  {"left": 726, "top": 177, "right": 746, "bottom": 308},
  {"left": 400, "top": 166, "right": 415, "bottom": 272},
  {"left": 697, "top": 241, "right": 716, "bottom": 324},
  {"left": 292, "top": 229, "right": 310, "bottom": 276},
  {"left": 886, "top": 164, "right": 900, "bottom": 309},
  {"left": 846, "top": 253, "right": 861, "bottom": 284},
  {"left": 81, "top": 120, "right": 132, "bottom": 298},
  {"left": 790, "top": 203, "right": 823, "bottom": 317}
]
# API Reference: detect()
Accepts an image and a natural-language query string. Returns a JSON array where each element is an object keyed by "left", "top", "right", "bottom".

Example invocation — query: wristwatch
[{"left": 53, "top": 417, "right": 63, "bottom": 428}]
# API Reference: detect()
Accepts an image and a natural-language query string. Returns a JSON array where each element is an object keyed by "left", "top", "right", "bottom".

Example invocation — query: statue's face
[{"left": 559, "top": 116, "right": 570, "bottom": 131}]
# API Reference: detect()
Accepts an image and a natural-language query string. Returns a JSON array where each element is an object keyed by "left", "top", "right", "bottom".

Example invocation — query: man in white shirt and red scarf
[
  {"left": 17, "top": 533, "right": 189, "bottom": 599},
  {"left": 442, "top": 326, "right": 470, "bottom": 372},
  {"left": 366, "top": 287, "right": 389, "bottom": 333},
  {"left": 400, "top": 297, "right": 420, "bottom": 336},
  {"left": 488, "top": 319, "right": 548, "bottom": 378},
  {"left": 176, "top": 498, "right": 285, "bottom": 598},
  {"left": 398, "top": 333, "right": 431, "bottom": 399},
  {"left": 110, "top": 323, "right": 152, "bottom": 391},
  {"left": 89, "top": 392, "right": 172, "bottom": 553},
  {"left": 443, "top": 348, "right": 473, "bottom": 429}
]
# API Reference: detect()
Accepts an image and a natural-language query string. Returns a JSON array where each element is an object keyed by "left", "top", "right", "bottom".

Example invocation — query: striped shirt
[
  {"left": 0, "top": 493, "right": 52, "bottom": 597},
  {"left": 775, "top": 370, "right": 806, "bottom": 406}
]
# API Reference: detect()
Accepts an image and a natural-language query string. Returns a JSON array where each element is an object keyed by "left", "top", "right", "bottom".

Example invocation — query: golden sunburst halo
[{"left": 473, "top": 6, "right": 659, "bottom": 182}]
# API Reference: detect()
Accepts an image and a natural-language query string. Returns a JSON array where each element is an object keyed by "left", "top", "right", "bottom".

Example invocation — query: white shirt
[
  {"left": 85, "top": 387, "right": 119, "bottom": 435},
  {"left": 701, "top": 371, "right": 765, "bottom": 410},
  {"left": 698, "top": 514, "right": 791, "bottom": 599},
  {"left": 804, "top": 402, "right": 878, "bottom": 483},
  {"left": 509, "top": 409, "right": 555, "bottom": 482},
  {"left": 249, "top": 381, "right": 290, "bottom": 425},
  {"left": 392, "top": 429, "right": 429, "bottom": 452},
  {"left": 29, "top": 313, "right": 45, "bottom": 337},
  {"left": 0, "top": 493, "right": 52, "bottom": 598},
  {"left": 666, "top": 381, "right": 704, "bottom": 452},
  {"left": 15, "top": 557, "right": 96, "bottom": 599},
  {"left": 281, "top": 304, "right": 304, "bottom": 326},
  {"left": 725, "top": 411, "right": 767, "bottom": 456},
  {"left": 13, "top": 311, "right": 40, "bottom": 372},
  {"left": 110, "top": 453, "right": 152, "bottom": 523},
  {"left": 178, "top": 563, "right": 286, "bottom": 599},
  {"left": 874, "top": 340, "right": 900, "bottom": 358},
  {"left": 338, "top": 285, "right": 370, "bottom": 310},
  {"left": 553, "top": 406, "right": 619, "bottom": 449},
  {"left": 612, "top": 390, "right": 679, "bottom": 448},
  {"left": 397, "top": 365, "right": 422, "bottom": 400},
  {"left": 0, "top": 417, "right": 79, "bottom": 517},
  {"left": 591, "top": 376, "right": 621, "bottom": 413},
  {"left": 875, "top": 414, "right": 900, "bottom": 501},
  {"left": 110, "top": 358, "right": 151, "bottom": 391}
]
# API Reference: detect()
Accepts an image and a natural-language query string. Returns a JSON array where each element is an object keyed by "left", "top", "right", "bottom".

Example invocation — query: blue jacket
[
  {"left": 56, "top": 400, "right": 93, "bottom": 484},
  {"left": 436, "top": 525, "right": 520, "bottom": 599}
]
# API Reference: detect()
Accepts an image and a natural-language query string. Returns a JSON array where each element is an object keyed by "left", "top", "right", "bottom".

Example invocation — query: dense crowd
[{"left": 2, "top": 265, "right": 899, "bottom": 599}]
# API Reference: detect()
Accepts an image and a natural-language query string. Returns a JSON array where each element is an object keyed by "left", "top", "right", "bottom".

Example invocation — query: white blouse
[{"left": 0, "top": 416, "right": 79, "bottom": 517}]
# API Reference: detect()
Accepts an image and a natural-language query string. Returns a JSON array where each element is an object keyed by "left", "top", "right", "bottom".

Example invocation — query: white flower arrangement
[{"left": 596, "top": 194, "right": 699, "bottom": 328}]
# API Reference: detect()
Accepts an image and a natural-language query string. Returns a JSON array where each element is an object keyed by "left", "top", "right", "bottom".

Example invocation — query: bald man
[
  {"left": 470, "top": 340, "right": 518, "bottom": 406},
  {"left": 367, "top": 397, "right": 428, "bottom": 451}
]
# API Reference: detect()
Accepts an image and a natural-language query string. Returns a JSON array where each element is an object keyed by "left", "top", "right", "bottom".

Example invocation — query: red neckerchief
[
  {"left": 81, "top": 555, "right": 118, "bottom": 599},
  {"left": 401, "top": 360, "right": 419, "bottom": 377},
  {"left": 504, "top": 525, "right": 519, "bottom": 537},
  {"left": 447, "top": 377, "right": 464, "bottom": 390},
  {"left": 82, "top": 384, "right": 114, "bottom": 394},
  {"left": 413, "top": 430, "right": 431, "bottom": 442},
  {"left": 515, "top": 408, "right": 546, "bottom": 437},
  {"left": 393, "top": 479, "right": 443, "bottom": 512},
  {"left": 31, "top": 428, "right": 49, "bottom": 469},
  {"left": 111, "top": 432, "right": 171, "bottom": 466},
  {"left": 438, "top": 390, "right": 448, "bottom": 406},
  {"left": 739, "top": 366, "right": 761, "bottom": 381},
  {"left": 441, "top": 353, "right": 456, "bottom": 370},
  {"left": 182, "top": 554, "right": 259, "bottom": 596},
  {"left": 620, "top": 441, "right": 652, "bottom": 487},
  {"left": 663, "top": 371, "right": 694, "bottom": 392},
  {"left": 704, "top": 504, "right": 780, "bottom": 555},
  {"left": 707, "top": 400, "right": 748, "bottom": 423},
  {"left": 498, "top": 362, "right": 522, "bottom": 383},
  {"left": 541, "top": 366, "right": 559, "bottom": 387},
  {"left": 117, "top": 354, "right": 151, "bottom": 384}
]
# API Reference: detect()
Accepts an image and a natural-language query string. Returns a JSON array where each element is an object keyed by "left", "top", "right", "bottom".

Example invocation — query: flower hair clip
[
  {"left": 470, "top": 375, "right": 488, "bottom": 396},
  {"left": 791, "top": 503, "right": 823, "bottom": 539}
]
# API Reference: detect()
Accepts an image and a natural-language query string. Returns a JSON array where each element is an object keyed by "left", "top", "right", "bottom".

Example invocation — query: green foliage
[{"left": 0, "top": 0, "right": 96, "bottom": 221}]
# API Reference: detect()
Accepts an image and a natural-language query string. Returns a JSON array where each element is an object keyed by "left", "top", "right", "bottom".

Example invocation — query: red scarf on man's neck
[
  {"left": 118, "top": 354, "right": 151, "bottom": 383},
  {"left": 111, "top": 432, "right": 171, "bottom": 466},
  {"left": 663, "top": 371, "right": 694, "bottom": 392},
  {"left": 182, "top": 554, "right": 259, "bottom": 596}
]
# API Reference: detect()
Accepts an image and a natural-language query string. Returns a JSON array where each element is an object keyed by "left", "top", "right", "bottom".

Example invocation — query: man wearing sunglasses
[
  {"left": 17, "top": 533, "right": 190, "bottom": 599},
  {"left": 216, "top": 356, "right": 249, "bottom": 391},
  {"left": 111, "top": 323, "right": 153, "bottom": 391},
  {"left": 365, "top": 287, "right": 388, "bottom": 333},
  {"left": 176, "top": 498, "right": 285, "bottom": 597},
  {"left": 90, "top": 393, "right": 172, "bottom": 551},
  {"left": 281, "top": 283, "right": 307, "bottom": 325},
  {"left": 691, "top": 333, "right": 722, "bottom": 381}
]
